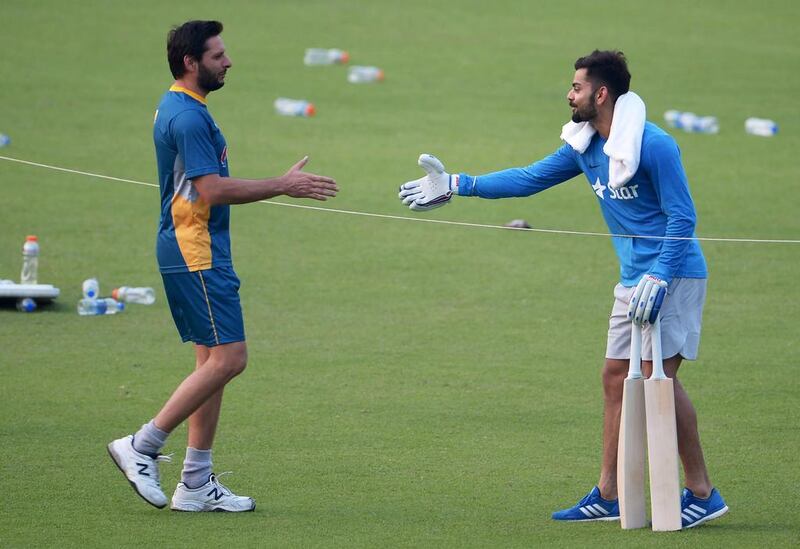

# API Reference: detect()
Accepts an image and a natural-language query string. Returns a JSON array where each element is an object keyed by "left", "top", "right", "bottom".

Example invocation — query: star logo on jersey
[{"left": 592, "top": 177, "right": 606, "bottom": 199}]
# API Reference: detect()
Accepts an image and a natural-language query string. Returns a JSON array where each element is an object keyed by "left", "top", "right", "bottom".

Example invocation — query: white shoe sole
[
  {"left": 171, "top": 501, "right": 256, "bottom": 512},
  {"left": 107, "top": 441, "right": 167, "bottom": 509},
  {"left": 555, "top": 516, "right": 620, "bottom": 522}
]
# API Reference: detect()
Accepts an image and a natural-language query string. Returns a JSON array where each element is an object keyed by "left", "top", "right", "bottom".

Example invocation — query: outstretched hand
[
  {"left": 282, "top": 156, "right": 339, "bottom": 201},
  {"left": 398, "top": 154, "right": 453, "bottom": 211}
]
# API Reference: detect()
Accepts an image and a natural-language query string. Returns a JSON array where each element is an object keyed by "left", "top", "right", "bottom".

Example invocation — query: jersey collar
[{"left": 169, "top": 85, "right": 207, "bottom": 105}]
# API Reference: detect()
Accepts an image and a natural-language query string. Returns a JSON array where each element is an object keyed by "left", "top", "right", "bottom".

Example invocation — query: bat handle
[
  {"left": 628, "top": 322, "right": 643, "bottom": 380},
  {"left": 650, "top": 316, "right": 667, "bottom": 380}
]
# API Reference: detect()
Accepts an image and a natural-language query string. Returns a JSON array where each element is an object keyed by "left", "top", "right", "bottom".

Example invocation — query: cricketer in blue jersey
[
  {"left": 153, "top": 84, "right": 232, "bottom": 274},
  {"left": 108, "top": 20, "right": 338, "bottom": 513},
  {"left": 398, "top": 50, "right": 727, "bottom": 528}
]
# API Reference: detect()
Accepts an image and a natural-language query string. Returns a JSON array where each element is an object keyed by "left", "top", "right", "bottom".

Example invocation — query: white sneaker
[
  {"left": 171, "top": 473, "right": 255, "bottom": 512},
  {"left": 107, "top": 435, "right": 171, "bottom": 509}
]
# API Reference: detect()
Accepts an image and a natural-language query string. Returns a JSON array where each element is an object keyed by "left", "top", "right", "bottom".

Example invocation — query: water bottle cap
[
  {"left": 305, "top": 103, "right": 316, "bottom": 116},
  {"left": 26, "top": 235, "right": 38, "bottom": 242},
  {"left": 111, "top": 288, "right": 120, "bottom": 300},
  {"left": 340, "top": 51, "right": 350, "bottom": 63},
  {"left": 376, "top": 69, "right": 385, "bottom": 81}
]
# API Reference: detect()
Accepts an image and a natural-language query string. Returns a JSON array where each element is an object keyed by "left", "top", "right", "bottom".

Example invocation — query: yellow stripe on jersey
[
  {"left": 171, "top": 192, "right": 213, "bottom": 272},
  {"left": 169, "top": 84, "right": 207, "bottom": 105},
  {"left": 197, "top": 271, "right": 220, "bottom": 345}
]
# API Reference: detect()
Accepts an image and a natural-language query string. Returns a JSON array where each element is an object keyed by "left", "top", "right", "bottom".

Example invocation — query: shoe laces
[
  {"left": 578, "top": 489, "right": 596, "bottom": 506},
  {"left": 210, "top": 471, "right": 234, "bottom": 496},
  {"left": 148, "top": 453, "right": 173, "bottom": 487}
]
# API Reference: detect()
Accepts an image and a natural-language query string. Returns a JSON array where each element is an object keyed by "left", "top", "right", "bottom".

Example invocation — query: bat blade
[
  {"left": 618, "top": 377, "right": 647, "bottom": 529},
  {"left": 644, "top": 377, "right": 682, "bottom": 531}
]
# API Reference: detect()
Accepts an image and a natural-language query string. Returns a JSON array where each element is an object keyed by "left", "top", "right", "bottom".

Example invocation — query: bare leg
[
  {"left": 188, "top": 345, "right": 225, "bottom": 450},
  {"left": 597, "top": 358, "right": 628, "bottom": 500},
  {"left": 154, "top": 341, "right": 248, "bottom": 434},
  {"left": 598, "top": 355, "right": 712, "bottom": 499}
]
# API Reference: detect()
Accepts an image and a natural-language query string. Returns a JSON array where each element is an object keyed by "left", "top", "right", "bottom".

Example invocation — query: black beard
[
  {"left": 571, "top": 95, "right": 597, "bottom": 123},
  {"left": 198, "top": 64, "right": 225, "bottom": 93}
]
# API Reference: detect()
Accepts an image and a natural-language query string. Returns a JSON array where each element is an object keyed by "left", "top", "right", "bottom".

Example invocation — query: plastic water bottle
[
  {"left": 82, "top": 278, "right": 100, "bottom": 299},
  {"left": 303, "top": 48, "right": 349, "bottom": 66},
  {"left": 745, "top": 117, "right": 778, "bottom": 136},
  {"left": 112, "top": 286, "right": 155, "bottom": 305},
  {"left": 692, "top": 116, "right": 719, "bottom": 134},
  {"left": 676, "top": 113, "right": 717, "bottom": 133},
  {"left": 16, "top": 297, "right": 36, "bottom": 313},
  {"left": 20, "top": 235, "right": 39, "bottom": 284},
  {"left": 664, "top": 110, "right": 698, "bottom": 129},
  {"left": 274, "top": 98, "right": 316, "bottom": 117},
  {"left": 0, "top": 133, "right": 10, "bottom": 148},
  {"left": 663, "top": 110, "right": 681, "bottom": 127},
  {"left": 663, "top": 110, "right": 718, "bottom": 134},
  {"left": 347, "top": 66, "right": 384, "bottom": 84},
  {"left": 77, "top": 297, "right": 125, "bottom": 316}
]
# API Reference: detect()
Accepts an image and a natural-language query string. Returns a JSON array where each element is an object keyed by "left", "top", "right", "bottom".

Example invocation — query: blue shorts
[{"left": 161, "top": 266, "right": 245, "bottom": 347}]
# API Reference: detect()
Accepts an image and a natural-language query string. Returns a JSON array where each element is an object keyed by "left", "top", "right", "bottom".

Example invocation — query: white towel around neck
[{"left": 559, "top": 91, "right": 646, "bottom": 189}]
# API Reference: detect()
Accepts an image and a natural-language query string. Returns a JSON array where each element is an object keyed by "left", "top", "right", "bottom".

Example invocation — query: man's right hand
[
  {"left": 281, "top": 156, "right": 339, "bottom": 201},
  {"left": 398, "top": 154, "right": 454, "bottom": 211}
]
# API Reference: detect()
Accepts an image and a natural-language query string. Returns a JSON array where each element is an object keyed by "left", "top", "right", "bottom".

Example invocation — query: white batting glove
[
  {"left": 628, "top": 274, "right": 668, "bottom": 325},
  {"left": 398, "top": 154, "right": 454, "bottom": 211}
]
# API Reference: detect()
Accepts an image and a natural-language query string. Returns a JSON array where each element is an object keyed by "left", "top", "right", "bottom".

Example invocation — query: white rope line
[{"left": 2, "top": 154, "right": 798, "bottom": 244}]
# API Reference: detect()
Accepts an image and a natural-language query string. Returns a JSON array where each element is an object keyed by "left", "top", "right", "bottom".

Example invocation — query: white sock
[
  {"left": 181, "top": 447, "right": 212, "bottom": 488},
  {"left": 131, "top": 419, "right": 168, "bottom": 456}
]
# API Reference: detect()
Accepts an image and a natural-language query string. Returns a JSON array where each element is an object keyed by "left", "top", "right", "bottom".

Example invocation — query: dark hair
[
  {"left": 167, "top": 20, "right": 223, "bottom": 78},
  {"left": 574, "top": 50, "right": 631, "bottom": 102}
]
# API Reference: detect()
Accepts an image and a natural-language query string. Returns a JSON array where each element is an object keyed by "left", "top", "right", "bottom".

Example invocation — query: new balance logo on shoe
[
  {"left": 107, "top": 435, "right": 169, "bottom": 509},
  {"left": 172, "top": 474, "right": 255, "bottom": 512}
]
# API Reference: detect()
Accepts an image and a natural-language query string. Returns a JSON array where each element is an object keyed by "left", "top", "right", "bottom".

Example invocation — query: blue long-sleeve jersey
[{"left": 455, "top": 122, "right": 707, "bottom": 286}]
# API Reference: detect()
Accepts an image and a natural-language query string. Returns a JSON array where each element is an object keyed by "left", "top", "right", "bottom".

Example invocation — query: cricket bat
[
  {"left": 618, "top": 322, "right": 647, "bottom": 529},
  {"left": 644, "top": 317, "right": 682, "bottom": 531}
]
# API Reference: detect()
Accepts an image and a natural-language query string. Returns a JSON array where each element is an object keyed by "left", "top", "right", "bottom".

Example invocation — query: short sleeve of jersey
[{"left": 172, "top": 110, "right": 221, "bottom": 179}]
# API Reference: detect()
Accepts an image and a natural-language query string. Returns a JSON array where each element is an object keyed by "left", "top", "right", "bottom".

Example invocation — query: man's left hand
[{"left": 628, "top": 274, "right": 668, "bottom": 325}]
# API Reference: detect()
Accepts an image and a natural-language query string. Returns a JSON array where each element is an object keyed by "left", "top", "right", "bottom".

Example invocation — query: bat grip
[
  {"left": 627, "top": 322, "right": 643, "bottom": 379},
  {"left": 650, "top": 316, "right": 667, "bottom": 379}
]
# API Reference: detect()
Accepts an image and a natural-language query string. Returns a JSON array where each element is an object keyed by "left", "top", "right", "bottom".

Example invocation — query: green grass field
[{"left": 1, "top": 0, "right": 798, "bottom": 546}]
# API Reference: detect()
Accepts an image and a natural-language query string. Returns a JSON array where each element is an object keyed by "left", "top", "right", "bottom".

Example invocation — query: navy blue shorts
[{"left": 161, "top": 266, "right": 245, "bottom": 347}]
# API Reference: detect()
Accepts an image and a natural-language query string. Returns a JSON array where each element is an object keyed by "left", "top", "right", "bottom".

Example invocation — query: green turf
[{"left": 1, "top": 0, "right": 798, "bottom": 547}]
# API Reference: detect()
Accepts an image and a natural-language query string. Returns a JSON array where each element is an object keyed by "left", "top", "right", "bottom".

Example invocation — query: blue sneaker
[
  {"left": 681, "top": 487, "right": 728, "bottom": 528},
  {"left": 552, "top": 486, "right": 620, "bottom": 522}
]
